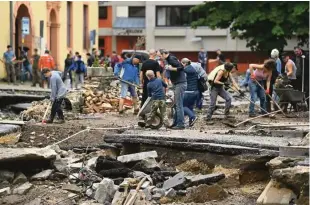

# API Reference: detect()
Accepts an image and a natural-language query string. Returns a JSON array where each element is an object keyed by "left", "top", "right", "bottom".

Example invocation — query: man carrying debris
[
  {"left": 42, "top": 68, "right": 67, "bottom": 123},
  {"left": 114, "top": 55, "right": 141, "bottom": 114},
  {"left": 206, "top": 63, "right": 243, "bottom": 124},
  {"left": 145, "top": 70, "right": 168, "bottom": 127}
]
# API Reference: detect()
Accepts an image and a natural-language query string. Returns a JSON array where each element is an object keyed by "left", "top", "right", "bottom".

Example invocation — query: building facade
[
  {"left": 0, "top": 1, "right": 98, "bottom": 79},
  {"left": 98, "top": 1, "right": 301, "bottom": 72}
]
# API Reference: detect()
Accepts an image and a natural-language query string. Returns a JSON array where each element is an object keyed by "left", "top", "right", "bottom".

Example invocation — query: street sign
[{"left": 21, "top": 17, "right": 30, "bottom": 35}]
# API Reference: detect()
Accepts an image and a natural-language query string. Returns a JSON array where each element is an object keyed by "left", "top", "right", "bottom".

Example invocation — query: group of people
[
  {"left": 114, "top": 48, "right": 209, "bottom": 129},
  {"left": 2, "top": 45, "right": 55, "bottom": 88}
]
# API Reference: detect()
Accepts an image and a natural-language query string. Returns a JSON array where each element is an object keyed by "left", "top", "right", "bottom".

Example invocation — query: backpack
[{"left": 76, "top": 61, "right": 84, "bottom": 73}]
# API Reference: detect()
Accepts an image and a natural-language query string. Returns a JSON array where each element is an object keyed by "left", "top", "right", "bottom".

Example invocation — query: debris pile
[
  {"left": 0, "top": 148, "right": 228, "bottom": 205},
  {"left": 20, "top": 99, "right": 51, "bottom": 121},
  {"left": 82, "top": 88, "right": 119, "bottom": 114}
]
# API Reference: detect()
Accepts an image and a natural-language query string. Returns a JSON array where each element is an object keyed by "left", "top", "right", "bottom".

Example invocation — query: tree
[{"left": 191, "top": 2, "right": 309, "bottom": 51}]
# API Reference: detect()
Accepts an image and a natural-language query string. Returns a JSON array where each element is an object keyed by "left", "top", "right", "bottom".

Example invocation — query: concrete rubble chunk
[
  {"left": 279, "top": 146, "right": 309, "bottom": 157},
  {"left": 185, "top": 173, "right": 225, "bottom": 187},
  {"left": 31, "top": 169, "right": 54, "bottom": 180},
  {"left": 165, "top": 188, "right": 176, "bottom": 198},
  {"left": 62, "top": 183, "right": 83, "bottom": 193},
  {"left": 13, "top": 182, "right": 33, "bottom": 195},
  {"left": 257, "top": 180, "right": 297, "bottom": 205},
  {"left": 0, "top": 147, "right": 57, "bottom": 162},
  {"left": 94, "top": 178, "right": 117, "bottom": 203},
  {"left": 0, "top": 170, "right": 15, "bottom": 182},
  {"left": 117, "top": 151, "right": 158, "bottom": 163},
  {"left": 0, "top": 187, "right": 11, "bottom": 197},
  {"left": 163, "top": 172, "right": 187, "bottom": 190},
  {"left": 53, "top": 156, "right": 68, "bottom": 173},
  {"left": 13, "top": 172, "right": 28, "bottom": 184},
  {"left": 86, "top": 157, "right": 98, "bottom": 170}
]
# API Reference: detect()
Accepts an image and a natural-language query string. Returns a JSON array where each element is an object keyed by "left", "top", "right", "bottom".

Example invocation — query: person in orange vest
[{"left": 38, "top": 50, "right": 55, "bottom": 88}]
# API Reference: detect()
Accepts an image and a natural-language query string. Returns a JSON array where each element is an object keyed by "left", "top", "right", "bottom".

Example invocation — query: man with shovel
[
  {"left": 206, "top": 63, "right": 243, "bottom": 124},
  {"left": 42, "top": 68, "right": 67, "bottom": 124}
]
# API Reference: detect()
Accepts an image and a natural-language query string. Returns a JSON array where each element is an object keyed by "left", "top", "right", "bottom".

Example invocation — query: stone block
[
  {"left": 117, "top": 151, "right": 158, "bottom": 163},
  {"left": 163, "top": 172, "right": 187, "bottom": 190},
  {"left": 13, "top": 172, "right": 28, "bottom": 184},
  {"left": 13, "top": 182, "right": 33, "bottom": 195},
  {"left": 31, "top": 169, "right": 54, "bottom": 181},
  {"left": 185, "top": 173, "right": 225, "bottom": 187}
]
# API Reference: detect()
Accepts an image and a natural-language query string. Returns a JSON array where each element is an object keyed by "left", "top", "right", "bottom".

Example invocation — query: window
[
  {"left": 83, "top": 5, "right": 89, "bottom": 49},
  {"left": 67, "top": 2, "right": 72, "bottom": 47},
  {"left": 156, "top": 6, "right": 206, "bottom": 26},
  {"left": 99, "top": 6, "right": 107, "bottom": 19},
  {"left": 128, "top": 7, "right": 145, "bottom": 17}
]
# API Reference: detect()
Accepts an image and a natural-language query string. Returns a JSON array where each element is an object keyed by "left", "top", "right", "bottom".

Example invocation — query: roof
[{"left": 113, "top": 17, "right": 145, "bottom": 29}]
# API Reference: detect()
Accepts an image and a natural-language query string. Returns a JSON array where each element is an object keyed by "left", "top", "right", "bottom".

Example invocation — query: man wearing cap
[
  {"left": 206, "top": 63, "right": 242, "bottom": 124},
  {"left": 114, "top": 55, "right": 141, "bottom": 114}
]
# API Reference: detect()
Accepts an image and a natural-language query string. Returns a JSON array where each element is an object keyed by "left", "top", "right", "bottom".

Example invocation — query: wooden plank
[{"left": 0, "top": 120, "right": 25, "bottom": 125}]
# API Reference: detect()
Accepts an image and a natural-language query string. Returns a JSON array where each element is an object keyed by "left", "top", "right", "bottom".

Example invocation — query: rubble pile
[
  {"left": 0, "top": 147, "right": 228, "bottom": 205},
  {"left": 20, "top": 99, "right": 51, "bottom": 121},
  {"left": 82, "top": 88, "right": 119, "bottom": 114}
]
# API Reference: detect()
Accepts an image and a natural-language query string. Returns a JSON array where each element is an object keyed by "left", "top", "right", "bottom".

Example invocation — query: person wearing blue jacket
[
  {"left": 69, "top": 55, "right": 86, "bottom": 89},
  {"left": 114, "top": 55, "right": 141, "bottom": 114}
]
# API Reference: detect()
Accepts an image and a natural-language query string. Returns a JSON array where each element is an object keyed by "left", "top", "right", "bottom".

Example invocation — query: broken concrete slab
[
  {"left": 0, "top": 147, "right": 57, "bottom": 163},
  {"left": 31, "top": 169, "right": 54, "bottom": 181},
  {"left": 0, "top": 187, "right": 11, "bottom": 197},
  {"left": 0, "top": 124, "right": 20, "bottom": 136},
  {"left": 53, "top": 156, "right": 68, "bottom": 173},
  {"left": 117, "top": 151, "right": 158, "bottom": 163},
  {"left": 272, "top": 166, "right": 309, "bottom": 195},
  {"left": 257, "top": 180, "right": 297, "bottom": 205},
  {"left": 163, "top": 172, "right": 188, "bottom": 190},
  {"left": 279, "top": 146, "right": 309, "bottom": 157},
  {"left": 185, "top": 173, "right": 225, "bottom": 187},
  {"left": 13, "top": 172, "right": 28, "bottom": 184},
  {"left": 12, "top": 182, "right": 33, "bottom": 195},
  {"left": 62, "top": 184, "right": 83, "bottom": 194},
  {"left": 0, "top": 170, "right": 14, "bottom": 182},
  {"left": 165, "top": 188, "right": 176, "bottom": 198},
  {"left": 270, "top": 130, "right": 306, "bottom": 138},
  {"left": 94, "top": 178, "right": 117, "bottom": 203}
]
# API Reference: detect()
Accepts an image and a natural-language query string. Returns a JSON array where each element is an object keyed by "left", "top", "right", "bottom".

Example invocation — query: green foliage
[
  {"left": 191, "top": 2, "right": 309, "bottom": 51},
  {"left": 92, "top": 56, "right": 100, "bottom": 67}
]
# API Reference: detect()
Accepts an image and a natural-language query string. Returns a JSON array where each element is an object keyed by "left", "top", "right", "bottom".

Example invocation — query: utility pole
[{"left": 10, "top": 1, "right": 13, "bottom": 47}]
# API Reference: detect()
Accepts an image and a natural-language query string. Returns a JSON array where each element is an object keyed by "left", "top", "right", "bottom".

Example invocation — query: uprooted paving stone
[
  {"left": 94, "top": 178, "right": 117, "bottom": 204},
  {"left": 31, "top": 169, "right": 54, "bottom": 181},
  {"left": 185, "top": 173, "right": 225, "bottom": 187},
  {"left": 256, "top": 180, "right": 297, "bottom": 205},
  {"left": 117, "top": 151, "right": 158, "bottom": 163},
  {"left": 12, "top": 182, "right": 33, "bottom": 195}
]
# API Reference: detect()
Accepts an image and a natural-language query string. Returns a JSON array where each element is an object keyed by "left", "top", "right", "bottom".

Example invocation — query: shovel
[
  {"left": 222, "top": 110, "right": 282, "bottom": 128},
  {"left": 253, "top": 78, "right": 286, "bottom": 116},
  {"left": 42, "top": 102, "right": 51, "bottom": 124},
  {"left": 228, "top": 85, "right": 269, "bottom": 115},
  {"left": 118, "top": 78, "right": 142, "bottom": 89}
]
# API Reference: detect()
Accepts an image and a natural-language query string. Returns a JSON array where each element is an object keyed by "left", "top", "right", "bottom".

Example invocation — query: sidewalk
[{"left": 0, "top": 81, "right": 50, "bottom": 92}]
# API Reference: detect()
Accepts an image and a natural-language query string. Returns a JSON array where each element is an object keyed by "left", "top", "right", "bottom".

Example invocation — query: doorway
[
  {"left": 49, "top": 9, "right": 58, "bottom": 67},
  {"left": 15, "top": 4, "right": 32, "bottom": 58}
]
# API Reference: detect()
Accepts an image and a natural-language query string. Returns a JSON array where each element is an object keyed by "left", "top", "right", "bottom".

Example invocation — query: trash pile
[
  {"left": 0, "top": 147, "right": 229, "bottom": 205},
  {"left": 20, "top": 99, "right": 51, "bottom": 121}
]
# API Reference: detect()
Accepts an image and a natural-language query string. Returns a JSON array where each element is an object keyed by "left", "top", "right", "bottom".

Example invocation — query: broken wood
[
  {"left": 124, "top": 177, "right": 147, "bottom": 205},
  {"left": 223, "top": 110, "right": 282, "bottom": 128},
  {"left": 0, "top": 120, "right": 25, "bottom": 125}
]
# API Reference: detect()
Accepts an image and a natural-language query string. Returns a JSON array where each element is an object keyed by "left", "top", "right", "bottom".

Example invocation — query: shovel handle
[
  {"left": 253, "top": 79, "right": 286, "bottom": 116},
  {"left": 235, "top": 110, "right": 282, "bottom": 127}
]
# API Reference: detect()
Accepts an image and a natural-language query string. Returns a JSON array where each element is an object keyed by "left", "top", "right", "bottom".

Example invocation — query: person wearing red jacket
[{"left": 38, "top": 50, "right": 55, "bottom": 88}]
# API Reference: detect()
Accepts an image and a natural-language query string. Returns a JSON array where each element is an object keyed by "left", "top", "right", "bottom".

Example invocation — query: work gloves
[{"left": 265, "top": 89, "right": 270, "bottom": 95}]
